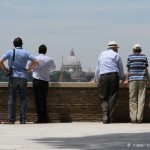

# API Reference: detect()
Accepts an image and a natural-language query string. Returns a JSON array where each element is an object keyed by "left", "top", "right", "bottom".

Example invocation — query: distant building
[
  {"left": 63, "top": 48, "right": 82, "bottom": 75},
  {"left": 61, "top": 48, "right": 86, "bottom": 82}
]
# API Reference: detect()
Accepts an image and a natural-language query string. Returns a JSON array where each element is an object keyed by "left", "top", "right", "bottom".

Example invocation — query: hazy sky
[{"left": 1, "top": 0, "right": 150, "bottom": 72}]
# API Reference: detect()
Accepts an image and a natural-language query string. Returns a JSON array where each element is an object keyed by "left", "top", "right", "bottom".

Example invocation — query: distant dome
[
  {"left": 68, "top": 68, "right": 74, "bottom": 73},
  {"left": 64, "top": 49, "right": 81, "bottom": 66}
]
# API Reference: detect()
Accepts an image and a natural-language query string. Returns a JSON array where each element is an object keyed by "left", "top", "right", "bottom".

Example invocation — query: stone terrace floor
[{"left": 0, "top": 122, "right": 150, "bottom": 150}]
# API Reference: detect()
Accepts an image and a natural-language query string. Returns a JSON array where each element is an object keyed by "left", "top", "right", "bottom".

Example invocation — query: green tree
[
  {"left": 50, "top": 71, "right": 72, "bottom": 82},
  {"left": 86, "top": 73, "right": 94, "bottom": 82},
  {"left": 50, "top": 71, "right": 61, "bottom": 82}
]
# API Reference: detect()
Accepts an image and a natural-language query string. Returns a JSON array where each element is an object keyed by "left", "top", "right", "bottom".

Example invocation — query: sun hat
[
  {"left": 133, "top": 44, "right": 142, "bottom": 50},
  {"left": 107, "top": 41, "right": 119, "bottom": 49}
]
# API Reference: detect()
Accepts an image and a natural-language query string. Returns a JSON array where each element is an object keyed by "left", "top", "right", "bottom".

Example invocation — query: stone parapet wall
[{"left": 0, "top": 82, "right": 150, "bottom": 123}]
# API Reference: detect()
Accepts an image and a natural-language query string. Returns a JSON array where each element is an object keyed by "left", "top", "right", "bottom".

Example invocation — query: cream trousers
[{"left": 129, "top": 80, "right": 147, "bottom": 121}]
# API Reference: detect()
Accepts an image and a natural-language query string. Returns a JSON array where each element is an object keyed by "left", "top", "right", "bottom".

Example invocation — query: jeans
[
  {"left": 8, "top": 77, "right": 27, "bottom": 122},
  {"left": 33, "top": 78, "right": 49, "bottom": 123}
]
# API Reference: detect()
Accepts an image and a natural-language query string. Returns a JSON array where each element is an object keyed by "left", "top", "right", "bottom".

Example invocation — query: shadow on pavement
[{"left": 32, "top": 132, "right": 150, "bottom": 150}]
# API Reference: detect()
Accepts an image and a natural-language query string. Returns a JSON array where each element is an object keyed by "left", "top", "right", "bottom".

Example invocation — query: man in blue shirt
[
  {"left": 124, "top": 44, "right": 150, "bottom": 123},
  {"left": 95, "top": 41, "right": 125, "bottom": 123},
  {"left": 0, "top": 37, "right": 38, "bottom": 124}
]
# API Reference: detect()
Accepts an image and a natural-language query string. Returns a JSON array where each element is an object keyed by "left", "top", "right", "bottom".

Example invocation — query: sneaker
[
  {"left": 102, "top": 114, "right": 109, "bottom": 124},
  {"left": 103, "top": 120, "right": 109, "bottom": 124},
  {"left": 34, "top": 119, "right": 49, "bottom": 123},
  {"left": 130, "top": 120, "right": 136, "bottom": 124},
  {"left": 137, "top": 120, "right": 142, "bottom": 124},
  {"left": 109, "top": 120, "right": 114, "bottom": 123},
  {"left": 20, "top": 121, "right": 26, "bottom": 124},
  {"left": 5, "top": 120, "right": 15, "bottom": 124}
]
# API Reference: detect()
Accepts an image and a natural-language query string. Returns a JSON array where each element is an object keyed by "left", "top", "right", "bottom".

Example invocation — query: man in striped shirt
[{"left": 124, "top": 44, "right": 150, "bottom": 123}]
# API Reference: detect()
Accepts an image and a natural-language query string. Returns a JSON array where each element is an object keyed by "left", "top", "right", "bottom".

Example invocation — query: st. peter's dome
[
  {"left": 63, "top": 48, "right": 82, "bottom": 75},
  {"left": 64, "top": 49, "right": 81, "bottom": 66}
]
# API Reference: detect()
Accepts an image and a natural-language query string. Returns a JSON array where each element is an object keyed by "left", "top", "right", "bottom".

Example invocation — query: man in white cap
[
  {"left": 124, "top": 44, "right": 150, "bottom": 123},
  {"left": 95, "top": 41, "right": 125, "bottom": 123}
]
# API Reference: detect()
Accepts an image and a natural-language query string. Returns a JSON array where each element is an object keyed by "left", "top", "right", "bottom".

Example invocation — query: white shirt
[
  {"left": 95, "top": 49, "right": 125, "bottom": 82},
  {"left": 32, "top": 54, "right": 56, "bottom": 81}
]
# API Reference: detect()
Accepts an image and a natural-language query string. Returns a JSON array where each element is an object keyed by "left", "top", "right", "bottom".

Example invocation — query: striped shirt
[{"left": 127, "top": 53, "right": 148, "bottom": 81}]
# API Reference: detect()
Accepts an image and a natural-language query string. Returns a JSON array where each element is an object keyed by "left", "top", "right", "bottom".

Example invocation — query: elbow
[
  {"left": 34, "top": 59, "right": 38, "bottom": 66},
  {"left": 0, "top": 59, "right": 3, "bottom": 66}
]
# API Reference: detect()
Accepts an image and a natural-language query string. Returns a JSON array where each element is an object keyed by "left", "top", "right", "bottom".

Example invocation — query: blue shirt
[
  {"left": 95, "top": 49, "right": 125, "bottom": 82},
  {"left": 127, "top": 53, "right": 148, "bottom": 81},
  {"left": 32, "top": 54, "right": 56, "bottom": 81},
  {"left": 1, "top": 47, "right": 35, "bottom": 79}
]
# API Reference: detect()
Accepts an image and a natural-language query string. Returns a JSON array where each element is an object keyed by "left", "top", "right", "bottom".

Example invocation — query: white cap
[
  {"left": 107, "top": 41, "right": 119, "bottom": 49},
  {"left": 133, "top": 44, "right": 142, "bottom": 50}
]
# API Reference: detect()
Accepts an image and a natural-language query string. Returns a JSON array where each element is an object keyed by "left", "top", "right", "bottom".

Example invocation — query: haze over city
[{"left": 0, "top": 0, "right": 150, "bottom": 72}]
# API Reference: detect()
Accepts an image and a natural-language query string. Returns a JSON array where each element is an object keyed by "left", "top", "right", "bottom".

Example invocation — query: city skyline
[{"left": 0, "top": 0, "right": 150, "bottom": 72}]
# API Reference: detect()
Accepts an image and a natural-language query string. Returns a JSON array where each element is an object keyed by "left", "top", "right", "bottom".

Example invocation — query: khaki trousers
[{"left": 129, "top": 81, "right": 146, "bottom": 122}]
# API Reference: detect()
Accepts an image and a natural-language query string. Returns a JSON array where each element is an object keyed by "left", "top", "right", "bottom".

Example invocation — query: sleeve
[
  {"left": 127, "top": 56, "right": 130, "bottom": 68},
  {"left": 95, "top": 59, "right": 100, "bottom": 82},
  {"left": 49, "top": 59, "right": 56, "bottom": 71},
  {"left": 26, "top": 52, "right": 36, "bottom": 62},
  {"left": 145, "top": 56, "right": 148, "bottom": 67},
  {"left": 118, "top": 56, "right": 125, "bottom": 80},
  {"left": 1, "top": 51, "right": 10, "bottom": 61}
]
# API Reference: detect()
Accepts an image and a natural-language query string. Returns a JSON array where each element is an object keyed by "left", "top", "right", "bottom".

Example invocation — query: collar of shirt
[
  {"left": 15, "top": 47, "right": 22, "bottom": 49},
  {"left": 39, "top": 54, "right": 45, "bottom": 56}
]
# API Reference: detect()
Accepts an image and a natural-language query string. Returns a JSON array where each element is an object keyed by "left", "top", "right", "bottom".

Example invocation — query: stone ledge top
[
  {"left": 0, "top": 82, "right": 134, "bottom": 88},
  {"left": 48, "top": 82, "right": 98, "bottom": 88},
  {"left": 0, "top": 82, "right": 98, "bottom": 88}
]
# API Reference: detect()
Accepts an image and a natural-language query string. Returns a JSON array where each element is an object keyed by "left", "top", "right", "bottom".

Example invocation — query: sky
[{"left": 0, "top": 0, "right": 150, "bottom": 72}]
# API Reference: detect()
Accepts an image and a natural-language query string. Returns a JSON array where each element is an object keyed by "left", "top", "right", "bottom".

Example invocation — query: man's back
[
  {"left": 33, "top": 54, "right": 56, "bottom": 81},
  {"left": 98, "top": 49, "right": 120, "bottom": 74},
  {"left": 1, "top": 47, "right": 35, "bottom": 79},
  {"left": 127, "top": 53, "right": 148, "bottom": 81}
]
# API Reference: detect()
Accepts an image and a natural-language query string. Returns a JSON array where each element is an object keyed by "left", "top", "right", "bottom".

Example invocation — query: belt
[
  {"left": 33, "top": 78, "right": 48, "bottom": 83},
  {"left": 100, "top": 72, "right": 118, "bottom": 76}
]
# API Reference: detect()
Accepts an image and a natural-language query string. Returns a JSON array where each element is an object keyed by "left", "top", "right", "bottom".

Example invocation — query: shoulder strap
[{"left": 12, "top": 49, "right": 15, "bottom": 62}]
